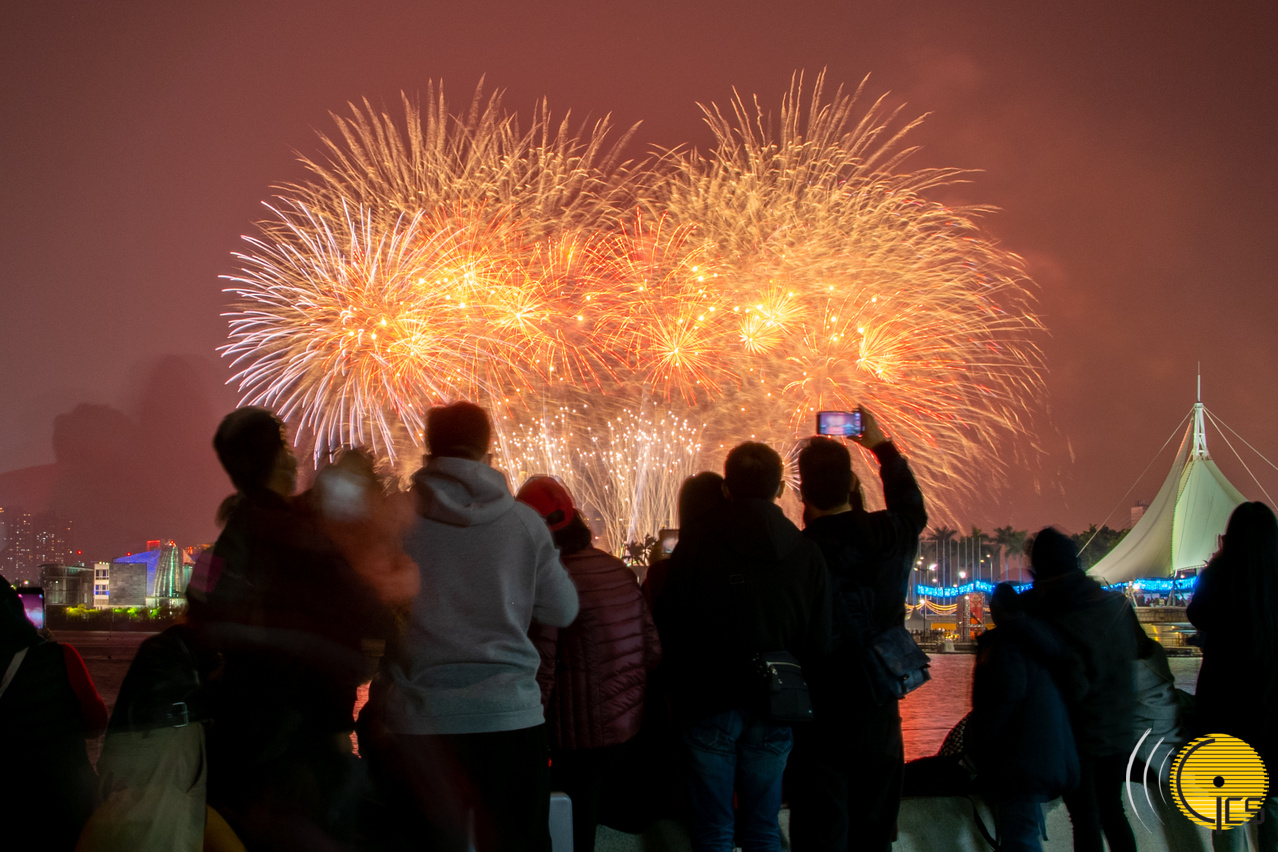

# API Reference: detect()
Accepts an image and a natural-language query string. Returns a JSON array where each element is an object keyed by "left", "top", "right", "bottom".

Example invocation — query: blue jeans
[{"left": 682, "top": 710, "right": 794, "bottom": 852}]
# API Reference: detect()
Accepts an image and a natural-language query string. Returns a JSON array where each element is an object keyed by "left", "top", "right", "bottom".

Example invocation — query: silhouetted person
[
  {"left": 643, "top": 471, "right": 727, "bottom": 611},
  {"left": 363, "top": 401, "right": 579, "bottom": 852},
  {"left": 1023, "top": 527, "right": 1137, "bottom": 852},
  {"left": 189, "top": 406, "right": 383, "bottom": 847},
  {"left": 1187, "top": 501, "right": 1278, "bottom": 850},
  {"left": 787, "top": 407, "right": 927, "bottom": 852},
  {"left": 968, "top": 583, "right": 1080, "bottom": 851},
  {"left": 0, "top": 575, "right": 107, "bottom": 851},
  {"left": 656, "top": 442, "right": 831, "bottom": 852},
  {"left": 520, "top": 476, "right": 662, "bottom": 852},
  {"left": 80, "top": 623, "right": 220, "bottom": 851}
]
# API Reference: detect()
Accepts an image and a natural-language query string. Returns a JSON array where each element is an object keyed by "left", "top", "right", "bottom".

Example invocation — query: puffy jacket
[
  {"left": 532, "top": 547, "right": 661, "bottom": 750},
  {"left": 968, "top": 614, "right": 1081, "bottom": 798},
  {"left": 1022, "top": 570, "right": 1137, "bottom": 758}
]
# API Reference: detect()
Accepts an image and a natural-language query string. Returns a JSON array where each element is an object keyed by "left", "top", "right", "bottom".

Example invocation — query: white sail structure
[{"left": 1086, "top": 400, "right": 1246, "bottom": 586}]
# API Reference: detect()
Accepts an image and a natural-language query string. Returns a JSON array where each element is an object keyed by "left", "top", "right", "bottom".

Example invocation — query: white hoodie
[{"left": 382, "top": 456, "right": 579, "bottom": 735}]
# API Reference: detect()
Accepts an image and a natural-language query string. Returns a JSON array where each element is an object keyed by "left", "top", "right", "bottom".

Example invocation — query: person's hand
[{"left": 854, "top": 406, "right": 889, "bottom": 449}]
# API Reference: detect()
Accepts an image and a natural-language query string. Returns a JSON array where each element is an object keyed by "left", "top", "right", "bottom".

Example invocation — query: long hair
[{"left": 1214, "top": 501, "right": 1278, "bottom": 662}]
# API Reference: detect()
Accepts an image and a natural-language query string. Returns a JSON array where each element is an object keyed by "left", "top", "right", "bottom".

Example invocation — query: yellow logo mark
[{"left": 1170, "top": 734, "right": 1269, "bottom": 830}]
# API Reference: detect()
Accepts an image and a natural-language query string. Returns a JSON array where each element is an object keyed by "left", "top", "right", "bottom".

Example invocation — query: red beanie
[{"left": 515, "top": 476, "right": 577, "bottom": 531}]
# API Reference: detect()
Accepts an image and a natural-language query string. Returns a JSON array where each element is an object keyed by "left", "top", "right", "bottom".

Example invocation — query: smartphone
[
  {"left": 816, "top": 410, "right": 863, "bottom": 438},
  {"left": 659, "top": 528, "right": 679, "bottom": 555},
  {"left": 16, "top": 586, "right": 45, "bottom": 630}
]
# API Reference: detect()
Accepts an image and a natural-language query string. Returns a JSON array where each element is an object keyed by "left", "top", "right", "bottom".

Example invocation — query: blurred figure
[
  {"left": 363, "top": 401, "right": 578, "bottom": 852},
  {"left": 968, "top": 583, "right": 1080, "bottom": 851},
  {"left": 656, "top": 442, "right": 831, "bottom": 852},
  {"left": 518, "top": 476, "right": 662, "bottom": 852},
  {"left": 1023, "top": 527, "right": 1138, "bottom": 852},
  {"left": 311, "top": 448, "right": 420, "bottom": 610},
  {"left": 643, "top": 471, "right": 727, "bottom": 611},
  {"left": 0, "top": 575, "right": 107, "bottom": 851},
  {"left": 79, "top": 623, "right": 221, "bottom": 852},
  {"left": 788, "top": 407, "right": 927, "bottom": 852},
  {"left": 190, "top": 407, "right": 385, "bottom": 848},
  {"left": 1187, "top": 501, "right": 1278, "bottom": 851}
]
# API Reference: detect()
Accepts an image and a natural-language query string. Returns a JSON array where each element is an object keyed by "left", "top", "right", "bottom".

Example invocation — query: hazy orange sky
[{"left": 3, "top": 1, "right": 1276, "bottom": 553}]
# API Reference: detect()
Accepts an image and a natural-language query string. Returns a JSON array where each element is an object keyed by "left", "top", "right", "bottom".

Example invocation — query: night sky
[{"left": 3, "top": 1, "right": 1277, "bottom": 557}]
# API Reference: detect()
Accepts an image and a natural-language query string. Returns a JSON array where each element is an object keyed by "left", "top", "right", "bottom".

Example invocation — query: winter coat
[
  {"left": 192, "top": 489, "right": 383, "bottom": 736},
  {"left": 381, "top": 457, "right": 579, "bottom": 735},
  {"left": 1022, "top": 570, "right": 1137, "bottom": 758},
  {"left": 0, "top": 640, "right": 105, "bottom": 851},
  {"left": 801, "top": 441, "right": 926, "bottom": 698},
  {"left": 1187, "top": 557, "right": 1278, "bottom": 770},
  {"left": 654, "top": 497, "right": 832, "bottom": 724},
  {"left": 532, "top": 547, "right": 662, "bottom": 750},
  {"left": 968, "top": 614, "right": 1081, "bottom": 799}
]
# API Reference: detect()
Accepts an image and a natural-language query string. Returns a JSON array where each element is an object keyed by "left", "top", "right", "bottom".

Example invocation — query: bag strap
[
  {"left": 969, "top": 796, "right": 1000, "bottom": 851},
  {"left": 0, "top": 647, "right": 29, "bottom": 699}
]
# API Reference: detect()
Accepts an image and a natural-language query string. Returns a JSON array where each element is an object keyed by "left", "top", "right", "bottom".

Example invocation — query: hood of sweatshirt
[{"left": 412, "top": 457, "right": 514, "bottom": 526}]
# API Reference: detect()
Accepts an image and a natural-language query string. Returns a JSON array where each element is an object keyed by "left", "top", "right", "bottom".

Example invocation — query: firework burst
[{"left": 223, "top": 75, "right": 1045, "bottom": 535}]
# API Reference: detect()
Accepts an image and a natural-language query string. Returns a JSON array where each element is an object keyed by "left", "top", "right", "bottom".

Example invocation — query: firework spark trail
[
  {"left": 223, "top": 75, "right": 1046, "bottom": 540},
  {"left": 649, "top": 72, "right": 1045, "bottom": 508},
  {"left": 493, "top": 405, "right": 703, "bottom": 552}
]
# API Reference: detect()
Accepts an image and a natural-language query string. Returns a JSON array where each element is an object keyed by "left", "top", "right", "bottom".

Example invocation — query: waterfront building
[{"left": 40, "top": 562, "right": 94, "bottom": 607}]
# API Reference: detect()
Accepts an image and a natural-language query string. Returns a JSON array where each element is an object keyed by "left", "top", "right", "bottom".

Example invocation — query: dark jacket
[
  {"left": 1022, "top": 570, "right": 1137, "bottom": 758},
  {"left": 191, "top": 489, "right": 382, "bottom": 742},
  {"left": 655, "top": 497, "right": 832, "bottom": 724},
  {"left": 1188, "top": 558, "right": 1278, "bottom": 769},
  {"left": 532, "top": 547, "right": 662, "bottom": 750},
  {"left": 802, "top": 441, "right": 927, "bottom": 661},
  {"left": 968, "top": 614, "right": 1081, "bottom": 798},
  {"left": 0, "top": 641, "right": 102, "bottom": 851}
]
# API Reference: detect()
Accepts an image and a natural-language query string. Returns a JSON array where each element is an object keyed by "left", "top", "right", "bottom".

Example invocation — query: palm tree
[
  {"left": 926, "top": 526, "right": 958, "bottom": 587},
  {"left": 993, "top": 526, "right": 1024, "bottom": 582},
  {"left": 967, "top": 526, "right": 986, "bottom": 584}
]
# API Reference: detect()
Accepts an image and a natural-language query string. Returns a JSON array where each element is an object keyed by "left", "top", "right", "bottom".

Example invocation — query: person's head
[
  {"left": 213, "top": 407, "right": 294, "bottom": 495},
  {"left": 426, "top": 401, "right": 491, "bottom": 461},
  {"left": 989, "top": 582, "right": 1021, "bottom": 626},
  {"left": 1220, "top": 501, "right": 1278, "bottom": 563},
  {"left": 1, "top": 575, "right": 39, "bottom": 654},
  {"left": 516, "top": 476, "right": 593, "bottom": 553},
  {"left": 1029, "top": 527, "right": 1079, "bottom": 580},
  {"left": 797, "top": 437, "right": 861, "bottom": 511},
  {"left": 678, "top": 471, "right": 727, "bottom": 532},
  {"left": 1215, "top": 501, "right": 1278, "bottom": 654},
  {"left": 723, "top": 442, "right": 784, "bottom": 501}
]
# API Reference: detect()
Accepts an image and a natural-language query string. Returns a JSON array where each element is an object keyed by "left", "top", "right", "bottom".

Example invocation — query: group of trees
[{"left": 919, "top": 524, "right": 1129, "bottom": 588}]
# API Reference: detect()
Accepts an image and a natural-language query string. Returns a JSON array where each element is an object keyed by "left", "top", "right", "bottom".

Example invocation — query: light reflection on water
[
  {"left": 900, "top": 654, "right": 974, "bottom": 761},
  {"left": 898, "top": 652, "right": 1202, "bottom": 762}
]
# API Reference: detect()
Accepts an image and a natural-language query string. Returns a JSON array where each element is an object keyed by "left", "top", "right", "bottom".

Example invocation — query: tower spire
[{"left": 1192, "top": 368, "right": 1208, "bottom": 458}]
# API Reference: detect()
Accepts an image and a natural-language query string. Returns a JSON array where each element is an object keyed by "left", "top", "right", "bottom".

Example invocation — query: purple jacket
[{"left": 532, "top": 547, "right": 661, "bottom": 750}]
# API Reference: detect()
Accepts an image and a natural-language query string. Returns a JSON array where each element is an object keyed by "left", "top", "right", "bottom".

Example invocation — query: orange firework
[{"left": 224, "top": 75, "right": 1045, "bottom": 526}]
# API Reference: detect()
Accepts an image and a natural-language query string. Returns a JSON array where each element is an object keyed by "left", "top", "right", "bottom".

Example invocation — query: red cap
[{"left": 516, "top": 476, "right": 577, "bottom": 531}]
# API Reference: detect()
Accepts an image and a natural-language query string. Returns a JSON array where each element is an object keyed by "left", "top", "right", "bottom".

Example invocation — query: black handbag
[
  {"left": 753, "top": 650, "right": 813, "bottom": 723},
  {"left": 865, "top": 625, "right": 931, "bottom": 704}
]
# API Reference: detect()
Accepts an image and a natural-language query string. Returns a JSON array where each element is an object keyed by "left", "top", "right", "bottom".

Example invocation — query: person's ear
[{"left": 775, "top": 481, "right": 785, "bottom": 500}]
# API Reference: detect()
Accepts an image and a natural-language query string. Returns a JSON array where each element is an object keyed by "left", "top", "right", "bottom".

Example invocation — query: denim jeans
[{"left": 682, "top": 709, "right": 794, "bottom": 852}]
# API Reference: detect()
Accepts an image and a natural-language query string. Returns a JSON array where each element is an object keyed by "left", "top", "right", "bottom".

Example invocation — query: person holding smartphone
[{"left": 788, "top": 406, "right": 928, "bottom": 852}]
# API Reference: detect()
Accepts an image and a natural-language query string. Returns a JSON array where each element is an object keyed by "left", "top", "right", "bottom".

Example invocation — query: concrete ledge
[{"left": 593, "top": 782, "right": 1226, "bottom": 852}]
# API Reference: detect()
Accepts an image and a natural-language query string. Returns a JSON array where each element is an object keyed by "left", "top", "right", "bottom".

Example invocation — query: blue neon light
[{"left": 915, "top": 576, "right": 1198, "bottom": 600}]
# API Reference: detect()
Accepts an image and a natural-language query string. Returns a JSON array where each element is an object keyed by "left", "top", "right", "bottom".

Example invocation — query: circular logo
[{"left": 1170, "top": 734, "right": 1270, "bottom": 830}]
